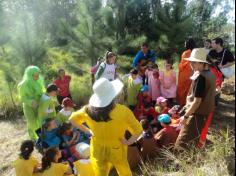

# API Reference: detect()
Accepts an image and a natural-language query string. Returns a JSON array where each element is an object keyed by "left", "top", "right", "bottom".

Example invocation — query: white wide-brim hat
[
  {"left": 89, "top": 78, "right": 124, "bottom": 108},
  {"left": 185, "top": 48, "right": 209, "bottom": 64}
]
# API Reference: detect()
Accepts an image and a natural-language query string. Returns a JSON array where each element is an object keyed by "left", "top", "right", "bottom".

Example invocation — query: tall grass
[{"left": 138, "top": 128, "right": 235, "bottom": 176}]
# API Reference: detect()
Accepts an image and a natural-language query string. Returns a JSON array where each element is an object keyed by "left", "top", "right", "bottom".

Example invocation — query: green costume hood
[{"left": 18, "top": 66, "right": 45, "bottom": 102}]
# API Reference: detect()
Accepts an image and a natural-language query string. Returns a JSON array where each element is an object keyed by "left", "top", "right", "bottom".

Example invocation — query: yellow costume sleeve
[
  {"left": 125, "top": 106, "right": 143, "bottom": 136},
  {"left": 69, "top": 107, "right": 86, "bottom": 125}
]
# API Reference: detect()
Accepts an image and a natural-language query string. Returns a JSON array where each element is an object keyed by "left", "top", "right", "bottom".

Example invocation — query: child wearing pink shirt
[
  {"left": 159, "top": 59, "right": 177, "bottom": 105},
  {"left": 145, "top": 64, "right": 161, "bottom": 105}
]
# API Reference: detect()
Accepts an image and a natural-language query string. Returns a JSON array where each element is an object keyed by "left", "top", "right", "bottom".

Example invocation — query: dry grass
[{"left": 0, "top": 77, "right": 235, "bottom": 176}]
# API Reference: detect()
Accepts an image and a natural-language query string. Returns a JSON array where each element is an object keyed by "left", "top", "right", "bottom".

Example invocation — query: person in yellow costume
[
  {"left": 41, "top": 147, "right": 73, "bottom": 176},
  {"left": 70, "top": 78, "right": 143, "bottom": 176},
  {"left": 18, "top": 66, "right": 45, "bottom": 140},
  {"left": 13, "top": 140, "right": 42, "bottom": 176}
]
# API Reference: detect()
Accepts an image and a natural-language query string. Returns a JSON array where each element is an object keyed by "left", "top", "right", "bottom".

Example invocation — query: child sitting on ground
[
  {"left": 134, "top": 85, "right": 157, "bottom": 121},
  {"left": 124, "top": 68, "right": 142, "bottom": 111},
  {"left": 41, "top": 147, "right": 73, "bottom": 176},
  {"left": 138, "top": 119, "right": 157, "bottom": 160},
  {"left": 13, "top": 140, "right": 41, "bottom": 176},
  {"left": 154, "top": 114, "right": 179, "bottom": 148},
  {"left": 168, "top": 105, "right": 181, "bottom": 123},
  {"left": 57, "top": 98, "right": 75, "bottom": 124},
  {"left": 140, "top": 119, "right": 153, "bottom": 139},
  {"left": 155, "top": 97, "right": 169, "bottom": 115},
  {"left": 41, "top": 118, "right": 61, "bottom": 149},
  {"left": 145, "top": 64, "right": 161, "bottom": 105}
]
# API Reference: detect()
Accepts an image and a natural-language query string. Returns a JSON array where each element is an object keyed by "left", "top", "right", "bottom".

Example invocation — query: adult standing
[
  {"left": 132, "top": 43, "right": 157, "bottom": 85},
  {"left": 176, "top": 38, "right": 195, "bottom": 107},
  {"left": 175, "top": 48, "right": 216, "bottom": 150},
  {"left": 18, "top": 66, "right": 45, "bottom": 140},
  {"left": 54, "top": 68, "right": 72, "bottom": 105},
  {"left": 208, "top": 37, "right": 235, "bottom": 76},
  {"left": 132, "top": 43, "right": 157, "bottom": 68},
  {"left": 70, "top": 78, "right": 143, "bottom": 176}
]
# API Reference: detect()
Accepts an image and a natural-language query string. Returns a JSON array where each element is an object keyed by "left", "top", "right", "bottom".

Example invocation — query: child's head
[
  {"left": 46, "top": 84, "right": 59, "bottom": 97},
  {"left": 19, "top": 140, "right": 34, "bottom": 160},
  {"left": 140, "top": 119, "right": 150, "bottom": 131},
  {"left": 130, "top": 69, "right": 138, "bottom": 80},
  {"left": 62, "top": 97, "right": 75, "bottom": 111},
  {"left": 152, "top": 64, "right": 159, "bottom": 71},
  {"left": 156, "top": 97, "right": 168, "bottom": 108},
  {"left": 60, "top": 122, "right": 73, "bottom": 136},
  {"left": 158, "top": 114, "right": 171, "bottom": 127},
  {"left": 58, "top": 68, "right": 65, "bottom": 78},
  {"left": 165, "top": 59, "right": 174, "bottom": 71},
  {"left": 42, "top": 147, "right": 61, "bottom": 171},
  {"left": 105, "top": 51, "right": 116, "bottom": 64},
  {"left": 141, "top": 85, "right": 149, "bottom": 96},
  {"left": 42, "top": 118, "right": 58, "bottom": 131}
]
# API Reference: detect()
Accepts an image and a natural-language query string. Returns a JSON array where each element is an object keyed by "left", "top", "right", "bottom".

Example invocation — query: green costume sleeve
[
  {"left": 18, "top": 84, "right": 33, "bottom": 107},
  {"left": 95, "top": 63, "right": 105, "bottom": 80},
  {"left": 38, "top": 98, "right": 50, "bottom": 124}
]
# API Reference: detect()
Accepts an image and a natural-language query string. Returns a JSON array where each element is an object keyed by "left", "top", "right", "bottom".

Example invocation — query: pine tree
[{"left": 155, "top": 0, "right": 193, "bottom": 54}]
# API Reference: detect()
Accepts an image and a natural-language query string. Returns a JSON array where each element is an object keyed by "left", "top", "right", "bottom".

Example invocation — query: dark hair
[
  {"left": 59, "top": 122, "right": 73, "bottom": 136},
  {"left": 20, "top": 140, "right": 34, "bottom": 160},
  {"left": 86, "top": 101, "right": 115, "bottom": 122},
  {"left": 151, "top": 64, "right": 159, "bottom": 69},
  {"left": 41, "top": 118, "right": 55, "bottom": 139},
  {"left": 166, "top": 59, "right": 174, "bottom": 69},
  {"left": 140, "top": 119, "right": 150, "bottom": 130},
  {"left": 105, "top": 51, "right": 116, "bottom": 64},
  {"left": 205, "top": 39, "right": 211, "bottom": 43},
  {"left": 130, "top": 68, "right": 138, "bottom": 75},
  {"left": 213, "top": 37, "right": 224, "bottom": 46},
  {"left": 42, "top": 118, "right": 54, "bottom": 130},
  {"left": 58, "top": 68, "right": 65, "bottom": 73},
  {"left": 141, "top": 42, "right": 149, "bottom": 48},
  {"left": 185, "top": 38, "right": 196, "bottom": 50},
  {"left": 46, "top": 84, "right": 58, "bottom": 93},
  {"left": 42, "top": 147, "right": 59, "bottom": 171}
]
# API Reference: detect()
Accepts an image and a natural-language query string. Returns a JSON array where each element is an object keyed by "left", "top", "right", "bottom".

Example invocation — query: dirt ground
[{"left": 0, "top": 77, "right": 235, "bottom": 176}]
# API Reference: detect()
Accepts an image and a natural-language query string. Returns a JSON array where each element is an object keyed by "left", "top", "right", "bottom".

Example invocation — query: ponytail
[
  {"left": 41, "top": 147, "right": 58, "bottom": 171},
  {"left": 104, "top": 51, "right": 116, "bottom": 64},
  {"left": 20, "top": 140, "right": 34, "bottom": 160}
]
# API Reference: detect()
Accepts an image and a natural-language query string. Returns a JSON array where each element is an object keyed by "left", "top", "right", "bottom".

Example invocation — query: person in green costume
[
  {"left": 18, "top": 66, "right": 45, "bottom": 140},
  {"left": 38, "top": 84, "right": 58, "bottom": 126}
]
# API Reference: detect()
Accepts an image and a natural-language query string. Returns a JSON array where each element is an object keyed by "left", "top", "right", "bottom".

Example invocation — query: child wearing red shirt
[
  {"left": 134, "top": 85, "right": 157, "bottom": 122},
  {"left": 54, "top": 69, "right": 72, "bottom": 105},
  {"left": 154, "top": 114, "right": 178, "bottom": 148}
]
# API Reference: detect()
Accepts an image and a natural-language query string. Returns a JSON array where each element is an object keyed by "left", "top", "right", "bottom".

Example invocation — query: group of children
[
  {"left": 13, "top": 47, "right": 225, "bottom": 175},
  {"left": 14, "top": 83, "right": 94, "bottom": 175},
  {"left": 13, "top": 140, "right": 94, "bottom": 176}
]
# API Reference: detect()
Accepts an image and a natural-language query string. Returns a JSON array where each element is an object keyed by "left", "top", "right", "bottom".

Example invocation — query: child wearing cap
[
  {"left": 134, "top": 85, "right": 157, "bottom": 121},
  {"left": 57, "top": 97, "right": 75, "bottom": 124},
  {"left": 155, "top": 97, "right": 169, "bottom": 115},
  {"left": 123, "top": 69, "right": 142, "bottom": 111},
  {"left": 154, "top": 114, "right": 179, "bottom": 148},
  {"left": 38, "top": 84, "right": 58, "bottom": 126}
]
